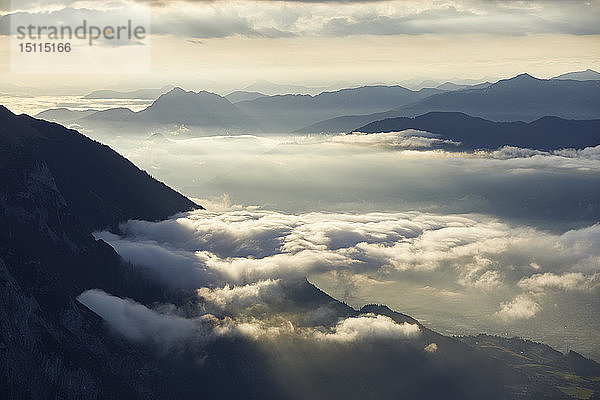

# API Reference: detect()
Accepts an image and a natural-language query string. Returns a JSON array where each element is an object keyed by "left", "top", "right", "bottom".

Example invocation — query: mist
[{"left": 68, "top": 127, "right": 600, "bottom": 359}]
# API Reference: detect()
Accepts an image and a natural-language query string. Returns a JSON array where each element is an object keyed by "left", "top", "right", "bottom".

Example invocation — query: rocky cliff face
[{"left": 0, "top": 106, "right": 199, "bottom": 399}]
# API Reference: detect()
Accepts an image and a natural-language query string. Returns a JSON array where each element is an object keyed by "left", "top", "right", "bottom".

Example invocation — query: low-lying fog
[{"left": 77, "top": 126, "right": 600, "bottom": 359}]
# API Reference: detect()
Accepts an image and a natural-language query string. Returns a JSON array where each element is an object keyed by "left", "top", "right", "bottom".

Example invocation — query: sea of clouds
[
  {"left": 67, "top": 129, "right": 600, "bottom": 358},
  {"left": 80, "top": 205, "right": 599, "bottom": 357}
]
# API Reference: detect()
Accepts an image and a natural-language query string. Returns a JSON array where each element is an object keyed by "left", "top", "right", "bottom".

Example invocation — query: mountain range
[
  {"left": 34, "top": 71, "right": 600, "bottom": 139},
  {"left": 233, "top": 85, "right": 444, "bottom": 132},
  {"left": 224, "top": 90, "right": 267, "bottom": 103},
  {"left": 552, "top": 69, "right": 600, "bottom": 81},
  {"left": 354, "top": 112, "right": 600, "bottom": 151},
  {"left": 37, "top": 88, "right": 261, "bottom": 134},
  {"left": 36, "top": 85, "right": 444, "bottom": 133},
  {"left": 241, "top": 79, "right": 351, "bottom": 95},
  {"left": 3, "top": 106, "right": 600, "bottom": 399},
  {"left": 83, "top": 86, "right": 175, "bottom": 100},
  {"left": 299, "top": 73, "right": 600, "bottom": 133}
]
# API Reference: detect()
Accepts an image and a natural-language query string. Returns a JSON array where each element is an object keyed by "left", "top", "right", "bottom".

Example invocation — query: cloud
[
  {"left": 98, "top": 209, "right": 600, "bottom": 295},
  {"left": 490, "top": 146, "right": 548, "bottom": 159},
  {"left": 332, "top": 130, "right": 460, "bottom": 149},
  {"left": 424, "top": 342, "right": 438, "bottom": 353},
  {"left": 78, "top": 288, "right": 421, "bottom": 350},
  {"left": 490, "top": 145, "right": 600, "bottom": 162},
  {"left": 554, "top": 146, "right": 600, "bottom": 161},
  {"left": 89, "top": 130, "right": 600, "bottom": 229},
  {"left": 74, "top": 136, "right": 600, "bottom": 354},
  {"left": 150, "top": 6, "right": 258, "bottom": 38},
  {"left": 89, "top": 205, "right": 600, "bottom": 351},
  {"left": 196, "top": 279, "right": 284, "bottom": 312},
  {"left": 4, "top": 0, "right": 599, "bottom": 38},
  {"left": 313, "top": 314, "right": 420, "bottom": 342},
  {"left": 495, "top": 294, "right": 541, "bottom": 321},
  {"left": 77, "top": 288, "right": 295, "bottom": 345},
  {"left": 77, "top": 289, "right": 205, "bottom": 351},
  {"left": 518, "top": 272, "right": 600, "bottom": 292},
  {"left": 94, "top": 231, "right": 218, "bottom": 289}
]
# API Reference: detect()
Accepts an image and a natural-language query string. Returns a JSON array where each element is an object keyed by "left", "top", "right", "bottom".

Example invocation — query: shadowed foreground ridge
[
  {"left": 0, "top": 107, "right": 597, "bottom": 399},
  {"left": 0, "top": 106, "right": 200, "bottom": 398}
]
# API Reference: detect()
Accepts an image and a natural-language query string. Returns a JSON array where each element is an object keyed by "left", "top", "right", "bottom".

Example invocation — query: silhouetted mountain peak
[
  {"left": 157, "top": 87, "right": 231, "bottom": 104},
  {"left": 165, "top": 86, "right": 188, "bottom": 96},
  {"left": 134, "top": 87, "right": 260, "bottom": 131},
  {"left": 494, "top": 73, "right": 542, "bottom": 86},
  {"left": 513, "top": 73, "right": 538, "bottom": 80},
  {"left": 0, "top": 104, "right": 12, "bottom": 117},
  {"left": 0, "top": 105, "right": 44, "bottom": 146}
]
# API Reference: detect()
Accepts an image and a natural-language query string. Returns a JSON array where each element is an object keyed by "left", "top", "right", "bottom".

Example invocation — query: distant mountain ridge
[
  {"left": 552, "top": 69, "right": 600, "bottom": 81},
  {"left": 224, "top": 90, "right": 267, "bottom": 103},
  {"left": 234, "top": 85, "right": 445, "bottom": 132},
  {"left": 83, "top": 85, "right": 175, "bottom": 99},
  {"left": 394, "top": 73, "right": 600, "bottom": 121},
  {"left": 32, "top": 70, "right": 600, "bottom": 136},
  {"left": 35, "top": 108, "right": 99, "bottom": 124},
  {"left": 36, "top": 85, "right": 446, "bottom": 134},
  {"left": 242, "top": 79, "right": 350, "bottom": 95},
  {"left": 299, "top": 73, "right": 600, "bottom": 132},
  {"left": 355, "top": 112, "right": 600, "bottom": 150},
  {"left": 37, "top": 88, "right": 261, "bottom": 133}
]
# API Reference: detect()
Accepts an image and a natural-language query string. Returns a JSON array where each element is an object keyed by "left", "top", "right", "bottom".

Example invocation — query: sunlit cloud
[
  {"left": 495, "top": 294, "right": 541, "bottom": 321},
  {"left": 313, "top": 314, "right": 420, "bottom": 342}
]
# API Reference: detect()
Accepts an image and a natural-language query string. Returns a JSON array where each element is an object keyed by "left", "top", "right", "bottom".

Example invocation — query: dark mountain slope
[
  {"left": 0, "top": 257, "right": 164, "bottom": 400},
  {"left": 1, "top": 106, "right": 198, "bottom": 231},
  {"left": 355, "top": 112, "right": 600, "bottom": 150},
  {"left": 1, "top": 105, "right": 200, "bottom": 297},
  {"left": 0, "top": 106, "right": 202, "bottom": 399},
  {"left": 461, "top": 335, "right": 600, "bottom": 398}
]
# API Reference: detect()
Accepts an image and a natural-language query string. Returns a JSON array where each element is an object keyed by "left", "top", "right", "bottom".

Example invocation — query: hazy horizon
[{"left": 1, "top": 0, "right": 599, "bottom": 92}]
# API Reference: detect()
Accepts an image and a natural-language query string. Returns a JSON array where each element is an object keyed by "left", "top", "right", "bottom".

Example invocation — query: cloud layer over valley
[
  {"left": 86, "top": 204, "right": 600, "bottom": 358},
  {"left": 62, "top": 126, "right": 600, "bottom": 360}
]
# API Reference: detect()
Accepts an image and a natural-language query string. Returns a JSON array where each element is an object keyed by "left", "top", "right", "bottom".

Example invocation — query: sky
[{"left": 0, "top": 0, "right": 599, "bottom": 91}]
